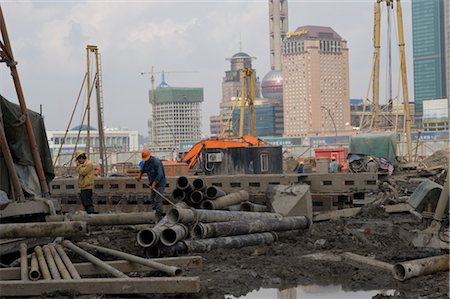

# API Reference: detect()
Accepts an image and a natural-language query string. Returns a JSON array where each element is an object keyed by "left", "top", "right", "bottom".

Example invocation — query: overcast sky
[{"left": 0, "top": 0, "right": 413, "bottom": 137}]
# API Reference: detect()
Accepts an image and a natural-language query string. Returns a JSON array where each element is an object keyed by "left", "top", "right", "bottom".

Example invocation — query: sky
[{"left": 0, "top": 0, "right": 413, "bottom": 137}]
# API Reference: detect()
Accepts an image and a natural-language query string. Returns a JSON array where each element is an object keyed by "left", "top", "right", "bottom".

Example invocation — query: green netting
[
  {"left": 0, "top": 95, "right": 55, "bottom": 196},
  {"left": 348, "top": 132, "right": 398, "bottom": 165}
]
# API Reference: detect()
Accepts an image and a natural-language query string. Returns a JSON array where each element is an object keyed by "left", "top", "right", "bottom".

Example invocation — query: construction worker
[
  {"left": 136, "top": 149, "right": 166, "bottom": 221},
  {"left": 297, "top": 161, "right": 304, "bottom": 174},
  {"left": 75, "top": 150, "right": 95, "bottom": 214},
  {"left": 366, "top": 156, "right": 378, "bottom": 173},
  {"left": 329, "top": 156, "right": 340, "bottom": 173}
]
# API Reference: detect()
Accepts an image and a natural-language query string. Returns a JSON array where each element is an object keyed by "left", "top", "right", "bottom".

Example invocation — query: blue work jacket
[{"left": 140, "top": 156, "right": 167, "bottom": 188}]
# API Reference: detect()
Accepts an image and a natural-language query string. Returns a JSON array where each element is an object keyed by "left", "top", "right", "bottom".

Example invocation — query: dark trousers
[
  {"left": 80, "top": 189, "right": 95, "bottom": 214},
  {"left": 150, "top": 186, "right": 165, "bottom": 219}
]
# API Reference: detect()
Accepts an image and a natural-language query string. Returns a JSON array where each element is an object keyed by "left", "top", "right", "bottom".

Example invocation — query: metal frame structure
[{"left": 239, "top": 68, "right": 255, "bottom": 137}]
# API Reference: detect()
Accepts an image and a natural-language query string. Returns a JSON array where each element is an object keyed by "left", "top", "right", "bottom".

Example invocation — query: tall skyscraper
[
  {"left": 445, "top": 0, "right": 450, "bottom": 100},
  {"left": 269, "top": 0, "right": 289, "bottom": 71},
  {"left": 282, "top": 26, "right": 350, "bottom": 137},
  {"left": 412, "top": 0, "right": 448, "bottom": 124},
  {"left": 209, "top": 52, "right": 260, "bottom": 136},
  {"left": 150, "top": 76, "right": 203, "bottom": 148}
]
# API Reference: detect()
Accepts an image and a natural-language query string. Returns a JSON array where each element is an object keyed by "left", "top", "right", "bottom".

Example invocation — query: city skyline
[{"left": 0, "top": 1, "right": 414, "bottom": 137}]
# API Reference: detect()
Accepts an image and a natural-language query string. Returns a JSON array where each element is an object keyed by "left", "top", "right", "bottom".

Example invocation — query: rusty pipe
[
  {"left": 240, "top": 201, "right": 268, "bottom": 212},
  {"left": 202, "top": 190, "right": 249, "bottom": 210},
  {"left": 78, "top": 242, "right": 182, "bottom": 276},
  {"left": 167, "top": 208, "right": 282, "bottom": 225},
  {"left": 62, "top": 240, "right": 128, "bottom": 278},
  {"left": 192, "top": 178, "right": 207, "bottom": 191},
  {"left": 55, "top": 244, "right": 80, "bottom": 279},
  {"left": 160, "top": 224, "right": 189, "bottom": 246},
  {"left": 42, "top": 245, "right": 61, "bottom": 279},
  {"left": 19, "top": 243, "right": 28, "bottom": 281},
  {"left": 34, "top": 246, "right": 51, "bottom": 280},
  {"left": 392, "top": 255, "right": 449, "bottom": 281},
  {"left": 48, "top": 244, "right": 71, "bottom": 279},
  {"left": 191, "top": 216, "right": 309, "bottom": 239},
  {"left": 29, "top": 253, "right": 41, "bottom": 281},
  {"left": 205, "top": 186, "right": 226, "bottom": 200},
  {"left": 45, "top": 212, "right": 156, "bottom": 226},
  {"left": 0, "top": 221, "right": 88, "bottom": 238}
]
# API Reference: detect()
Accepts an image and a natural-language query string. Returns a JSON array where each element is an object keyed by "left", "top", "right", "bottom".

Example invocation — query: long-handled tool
[{"left": 142, "top": 183, "right": 177, "bottom": 207}]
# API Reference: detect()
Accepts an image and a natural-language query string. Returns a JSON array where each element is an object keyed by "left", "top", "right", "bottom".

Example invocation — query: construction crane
[
  {"left": 361, "top": 0, "right": 413, "bottom": 162},
  {"left": 239, "top": 68, "right": 256, "bottom": 137},
  {"left": 140, "top": 69, "right": 197, "bottom": 148}
]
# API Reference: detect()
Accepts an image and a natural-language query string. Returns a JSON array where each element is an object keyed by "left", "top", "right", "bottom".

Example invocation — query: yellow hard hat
[
  {"left": 300, "top": 161, "right": 304, "bottom": 165},
  {"left": 74, "top": 150, "right": 86, "bottom": 159},
  {"left": 368, "top": 156, "right": 374, "bottom": 161},
  {"left": 142, "top": 149, "right": 151, "bottom": 161},
  {"left": 331, "top": 156, "right": 336, "bottom": 161}
]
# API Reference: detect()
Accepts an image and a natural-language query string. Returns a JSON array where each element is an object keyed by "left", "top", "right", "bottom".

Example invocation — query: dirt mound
[{"left": 420, "top": 148, "right": 449, "bottom": 169}]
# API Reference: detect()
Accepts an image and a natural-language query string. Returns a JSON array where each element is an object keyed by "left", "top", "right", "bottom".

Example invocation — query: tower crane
[
  {"left": 140, "top": 69, "right": 197, "bottom": 148},
  {"left": 239, "top": 68, "right": 256, "bottom": 137}
]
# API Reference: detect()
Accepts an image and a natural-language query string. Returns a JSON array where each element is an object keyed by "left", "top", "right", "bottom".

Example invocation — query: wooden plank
[
  {"left": 0, "top": 277, "right": 201, "bottom": 296},
  {"left": 384, "top": 203, "right": 412, "bottom": 213},
  {"left": 313, "top": 207, "right": 361, "bottom": 222},
  {"left": 0, "top": 256, "right": 203, "bottom": 281}
]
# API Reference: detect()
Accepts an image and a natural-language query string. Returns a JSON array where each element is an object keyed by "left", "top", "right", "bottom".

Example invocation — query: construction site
[{"left": 0, "top": 1, "right": 449, "bottom": 299}]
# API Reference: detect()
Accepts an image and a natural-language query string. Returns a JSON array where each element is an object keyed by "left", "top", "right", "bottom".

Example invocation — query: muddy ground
[{"left": 41, "top": 206, "right": 448, "bottom": 299}]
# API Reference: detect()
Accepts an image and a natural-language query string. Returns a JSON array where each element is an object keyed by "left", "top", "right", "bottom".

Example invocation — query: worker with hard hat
[
  {"left": 329, "top": 156, "right": 340, "bottom": 173},
  {"left": 297, "top": 161, "right": 305, "bottom": 174},
  {"left": 136, "top": 149, "right": 166, "bottom": 220},
  {"left": 74, "top": 150, "right": 95, "bottom": 214},
  {"left": 366, "top": 156, "right": 378, "bottom": 173}
]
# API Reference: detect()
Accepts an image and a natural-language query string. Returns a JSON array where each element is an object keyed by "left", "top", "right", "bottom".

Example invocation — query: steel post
[
  {"left": 77, "top": 242, "right": 182, "bottom": 276},
  {"left": 191, "top": 217, "right": 308, "bottom": 239},
  {"left": 62, "top": 240, "right": 128, "bottom": 278},
  {"left": 19, "top": 243, "right": 28, "bottom": 281},
  {"left": 392, "top": 255, "right": 449, "bottom": 281},
  {"left": 161, "top": 224, "right": 189, "bottom": 247},
  {"left": 240, "top": 201, "right": 267, "bottom": 212},
  {"left": 55, "top": 244, "right": 80, "bottom": 279},
  {"left": 0, "top": 221, "right": 87, "bottom": 238},
  {"left": 34, "top": 246, "right": 51, "bottom": 280},
  {"left": 48, "top": 244, "right": 71, "bottom": 279},
  {"left": 201, "top": 190, "right": 249, "bottom": 210},
  {"left": 167, "top": 208, "right": 282, "bottom": 224},
  {"left": 29, "top": 253, "right": 41, "bottom": 281},
  {"left": 205, "top": 186, "right": 226, "bottom": 200},
  {"left": 45, "top": 212, "right": 155, "bottom": 226},
  {"left": 42, "top": 245, "right": 61, "bottom": 280}
]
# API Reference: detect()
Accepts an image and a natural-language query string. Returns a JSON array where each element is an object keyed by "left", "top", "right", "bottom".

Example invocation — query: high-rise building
[
  {"left": 269, "top": 0, "right": 289, "bottom": 71},
  {"left": 412, "top": 0, "right": 448, "bottom": 124},
  {"left": 209, "top": 52, "right": 260, "bottom": 136},
  {"left": 282, "top": 26, "right": 350, "bottom": 137},
  {"left": 150, "top": 76, "right": 203, "bottom": 148},
  {"left": 445, "top": 0, "right": 450, "bottom": 100}
]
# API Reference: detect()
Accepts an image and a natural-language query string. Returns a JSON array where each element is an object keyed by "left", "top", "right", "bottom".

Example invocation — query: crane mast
[{"left": 239, "top": 68, "right": 255, "bottom": 137}]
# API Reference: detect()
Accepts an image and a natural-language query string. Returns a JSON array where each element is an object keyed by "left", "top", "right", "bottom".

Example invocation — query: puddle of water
[{"left": 225, "top": 285, "right": 396, "bottom": 299}]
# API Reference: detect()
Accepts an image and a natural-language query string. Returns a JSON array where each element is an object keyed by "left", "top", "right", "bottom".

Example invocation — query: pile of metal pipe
[
  {"left": 0, "top": 221, "right": 88, "bottom": 238},
  {"left": 201, "top": 190, "right": 249, "bottom": 210},
  {"left": 160, "top": 224, "right": 189, "bottom": 246},
  {"left": 205, "top": 186, "right": 226, "bottom": 200},
  {"left": 192, "top": 178, "right": 207, "bottom": 191},
  {"left": 136, "top": 217, "right": 170, "bottom": 248}
]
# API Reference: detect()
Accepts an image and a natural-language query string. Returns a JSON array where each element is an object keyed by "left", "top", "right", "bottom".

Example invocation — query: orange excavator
[{"left": 182, "top": 135, "right": 270, "bottom": 169}]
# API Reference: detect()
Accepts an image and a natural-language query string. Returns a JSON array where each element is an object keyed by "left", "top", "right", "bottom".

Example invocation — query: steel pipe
[
  {"left": 29, "top": 253, "right": 41, "bottom": 281},
  {"left": 19, "top": 243, "right": 28, "bottom": 281},
  {"left": 0, "top": 221, "right": 88, "bottom": 238},
  {"left": 146, "top": 232, "right": 277, "bottom": 258},
  {"left": 240, "top": 201, "right": 268, "bottom": 212},
  {"left": 34, "top": 246, "right": 51, "bottom": 280},
  {"left": 205, "top": 186, "right": 226, "bottom": 200},
  {"left": 392, "top": 255, "right": 449, "bottom": 281},
  {"left": 189, "top": 190, "right": 204, "bottom": 205},
  {"left": 136, "top": 217, "right": 169, "bottom": 248},
  {"left": 62, "top": 240, "right": 128, "bottom": 278},
  {"left": 176, "top": 176, "right": 193, "bottom": 193},
  {"left": 42, "top": 245, "right": 61, "bottom": 280},
  {"left": 192, "top": 178, "right": 207, "bottom": 191},
  {"left": 48, "top": 244, "right": 71, "bottom": 279},
  {"left": 172, "top": 188, "right": 186, "bottom": 202},
  {"left": 160, "top": 224, "right": 189, "bottom": 247},
  {"left": 77, "top": 242, "right": 182, "bottom": 276},
  {"left": 202, "top": 190, "right": 249, "bottom": 210},
  {"left": 167, "top": 208, "right": 282, "bottom": 224},
  {"left": 46, "top": 212, "right": 156, "bottom": 226},
  {"left": 191, "top": 216, "right": 309, "bottom": 239},
  {"left": 55, "top": 244, "right": 80, "bottom": 279}
]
